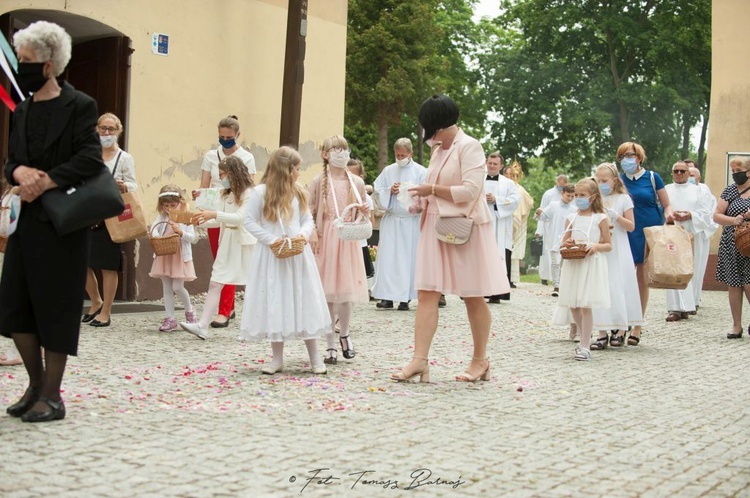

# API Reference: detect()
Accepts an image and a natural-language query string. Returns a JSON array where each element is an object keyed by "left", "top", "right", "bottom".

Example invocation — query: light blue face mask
[
  {"left": 574, "top": 197, "right": 591, "bottom": 210},
  {"left": 599, "top": 183, "right": 612, "bottom": 196},
  {"left": 220, "top": 178, "right": 230, "bottom": 189},
  {"left": 687, "top": 177, "right": 697, "bottom": 185},
  {"left": 620, "top": 157, "right": 638, "bottom": 174}
]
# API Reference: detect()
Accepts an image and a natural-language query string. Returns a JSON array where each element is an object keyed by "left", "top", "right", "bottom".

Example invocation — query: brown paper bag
[
  {"left": 104, "top": 191, "right": 148, "bottom": 243},
  {"left": 643, "top": 225, "right": 694, "bottom": 290}
]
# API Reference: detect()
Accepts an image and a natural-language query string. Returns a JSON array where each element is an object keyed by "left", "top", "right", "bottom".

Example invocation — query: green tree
[{"left": 481, "top": 0, "right": 711, "bottom": 177}]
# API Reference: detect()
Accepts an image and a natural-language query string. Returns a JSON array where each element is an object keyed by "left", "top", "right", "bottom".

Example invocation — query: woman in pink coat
[{"left": 393, "top": 95, "right": 510, "bottom": 383}]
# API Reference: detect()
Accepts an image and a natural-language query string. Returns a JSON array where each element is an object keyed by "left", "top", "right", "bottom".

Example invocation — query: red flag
[{"left": 0, "top": 84, "right": 15, "bottom": 112}]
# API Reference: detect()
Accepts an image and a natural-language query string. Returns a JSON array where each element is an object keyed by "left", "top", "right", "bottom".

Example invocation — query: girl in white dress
[
  {"left": 591, "top": 163, "right": 643, "bottom": 349},
  {"left": 240, "top": 146, "right": 330, "bottom": 374},
  {"left": 180, "top": 156, "right": 256, "bottom": 340},
  {"left": 558, "top": 178, "right": 611, "bottom": 360}
]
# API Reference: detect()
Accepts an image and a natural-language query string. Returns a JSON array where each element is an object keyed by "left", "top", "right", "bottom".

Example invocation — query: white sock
[{"left": 269, "top": 341, "right": 284, "bottom": 368}]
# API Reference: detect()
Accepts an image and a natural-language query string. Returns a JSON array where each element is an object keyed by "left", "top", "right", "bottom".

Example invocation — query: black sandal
[
  {"left": 590, "top": 335, "right": 608, "bottom": 350},
  {"left": 340, "top": 335, "right": 356, "bottom": 359},
  {"left": 727, "top": 330, "right": 744, "bottom": 339},
  {"left": 627, "top": 333, "right": 641, "bottom": 346},
  {"left": 324, "top": 348, "right": 338, "bottom": 364},
  {"left": 609, "top": 331, "right": 625, "bottom": 347}
]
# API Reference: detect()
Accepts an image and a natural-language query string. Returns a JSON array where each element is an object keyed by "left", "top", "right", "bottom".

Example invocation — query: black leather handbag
[{"left": 41, "top": 167, "right": 125, "bottom": 236}]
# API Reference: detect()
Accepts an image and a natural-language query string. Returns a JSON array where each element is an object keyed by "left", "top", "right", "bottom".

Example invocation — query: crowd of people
[{"left": 1, "top": 22, "right": 748, "bottom": 425}]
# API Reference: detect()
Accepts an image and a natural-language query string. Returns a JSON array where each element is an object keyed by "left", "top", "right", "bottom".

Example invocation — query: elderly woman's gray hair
[{"left": 13, "top": 21, "right": 72, "bottom": 76}]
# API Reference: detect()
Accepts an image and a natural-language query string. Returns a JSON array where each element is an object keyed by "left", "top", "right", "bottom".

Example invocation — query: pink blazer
[{"left": 422, "top": 129, "right": 492, "bottom": 226}]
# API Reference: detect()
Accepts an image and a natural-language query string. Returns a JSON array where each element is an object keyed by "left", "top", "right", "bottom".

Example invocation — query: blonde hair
[
  {"left": 218, "top": 156, "right": 254, "bottom": 206},
  {"left": 319, "top": 135, "right": 352, "bottom": 217},
  {"left": 98, "top": 113, "right": 122, "bottom": 133},
  {"left": 156, "top": 184, "right": 186, "bottom": 213},
  {"left": 594, "top": 162, "right": 627, "bottom": 194},
  {"left": 261, "top": 146, "right": 308, "bottom": 223},
  {"left": 616, "top": 142, "right": 647, "bottom": 163},
  {"left": 729, "top": 155, "right": 747, "bottom": 170},
  {"left": 576, "top": 177, "right": 605, "bottom": 214},
  {"left": 347, "top": 158, "right": 364, "bottom": 177}
]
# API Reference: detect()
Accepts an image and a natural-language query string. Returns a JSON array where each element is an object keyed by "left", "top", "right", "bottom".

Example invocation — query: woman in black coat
[{"left": 0, "top": 21, "right": 105, "bottom": 422}]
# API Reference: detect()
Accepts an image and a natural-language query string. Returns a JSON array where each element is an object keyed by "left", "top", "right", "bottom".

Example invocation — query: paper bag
[
  {"left": 643, "top": 225, "right": 694, "bottom": 290},
  {"left": 194, "top": 188, "right": 222, "bottom": 211},
  {"left": 104, "top": 191, "right": 148, "bottom": 243}
]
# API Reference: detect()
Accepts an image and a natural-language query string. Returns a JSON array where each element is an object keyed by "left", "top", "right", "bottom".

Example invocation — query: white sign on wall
[{"left": 152, "top": 33, "right": 169, "bottom": 56}]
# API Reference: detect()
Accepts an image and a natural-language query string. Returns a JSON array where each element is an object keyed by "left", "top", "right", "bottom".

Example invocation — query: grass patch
[{"left": 520, "top": 272, "right": 541, "bottom": 284}]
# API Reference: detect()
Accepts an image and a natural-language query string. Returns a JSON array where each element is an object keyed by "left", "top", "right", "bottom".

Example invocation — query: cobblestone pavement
[{"left": 1, "top": 284, "right": 749, "bottom": 498}]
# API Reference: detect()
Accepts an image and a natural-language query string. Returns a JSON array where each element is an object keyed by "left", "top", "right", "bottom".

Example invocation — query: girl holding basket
[
  {"left": 556, "top": 178, "right": 612, "bottom": 361},
  {"left": 307, "top": 135, "right": 370, "bottom": 365},
  {"left": 240, "top": 146, "right": 330, "bottom": 374},
  {"left": 148, "top": 185, "right": 197, "bottom": 332}
]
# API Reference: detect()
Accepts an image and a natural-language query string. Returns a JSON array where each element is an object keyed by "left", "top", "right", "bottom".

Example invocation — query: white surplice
[
  {"left": 693, "top": 183, "right": 719, "bottom": 306},
  {"left": 485, "top": 175, "right": 520, "bottom": 254},
  {"left": 664, "top": 182, "right": 713, "bottom": 313},
  {"left": 535, "top": 186, "right": 562, "bottom": 280},
  {"left": 371, "top": 160, "right": 427, "bottom": 302}
]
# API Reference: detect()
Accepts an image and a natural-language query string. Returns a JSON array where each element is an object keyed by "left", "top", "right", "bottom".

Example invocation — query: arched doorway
[{"left": 0, "top": 9, "right": 136, "bottom": 299}]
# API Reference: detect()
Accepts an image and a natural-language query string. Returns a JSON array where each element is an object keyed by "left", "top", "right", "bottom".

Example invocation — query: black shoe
[
  {"left": 340, "top": 336, "right": 356, "bottom": 359},
  {"left": 21, "top": 396, "right": 66, "bottom": 423},
  {"left": 6, "top": 386, "right": 41, "bottom": 417},
  {"left": 498, "top": 293, "right": 510, "bottom": 301},
  {"left": 398, "top": 302, "right": 410, "bottom": 311},
  {"left": 438, "top": 295, "right": 447, "bottom": 308},
  {"left": 376, "top": 300, "right": 393, "bottom": 309},
  {"left": 487, "top": 297, "right": 500, "bottom": 304},
  {"left": 541, "top": 279, "right": 548, "bottom": 285},
  {"left": 89, "top": 318, "right": 111, "bottom": 327},
  {"left": 727, "top": 330, "right": 744, "bottom": 339},
  {"left": 510, "top": 282, "right": 517, "bottom": 289},
  {"left": 81, "top": 305, "right": 103, "bottom": 323},
  {"left": 324, "top": 348, "right": 338, "bottom": 364},
  {"left": 210, "top": 316, "right": 231, "bottom": 328},
  {"left": 230, "top": 311, "right": 236, "bottom": 319}
]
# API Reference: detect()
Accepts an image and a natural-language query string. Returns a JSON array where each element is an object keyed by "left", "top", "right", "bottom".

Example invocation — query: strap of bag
[
  {"left": 328, "top": 171, "right": 364, "bottom": 218},
  {"left": 111, "top": 151, "right": 122, "bottom": 177}
]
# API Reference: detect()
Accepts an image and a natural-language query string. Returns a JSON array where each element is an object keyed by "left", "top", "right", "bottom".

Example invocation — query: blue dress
[{"left": 621, "top": 170, "right": 664, "bottom": 264}]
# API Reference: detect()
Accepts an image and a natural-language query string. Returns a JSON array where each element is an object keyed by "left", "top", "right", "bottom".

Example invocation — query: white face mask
[
  {"left": 328, "top": 150, "right": 350, "bottom": 168},
  {"left": 100, "top": 135, "right": 117, "bottom": 148},
  {"left": 396, "top": 157, "right": 410, "bottom": 167}
]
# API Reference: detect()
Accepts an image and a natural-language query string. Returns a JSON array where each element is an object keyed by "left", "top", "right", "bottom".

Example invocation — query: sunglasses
[{"left": 672, "top": 169, "right": 687, "bottom": 174}]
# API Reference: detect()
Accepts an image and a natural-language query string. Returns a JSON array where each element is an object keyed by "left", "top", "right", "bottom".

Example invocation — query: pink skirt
[
  {"left": 314, "top": 222, "right": 369, "bottom": 304},
  {"left": 415, "top": 212, "right": 510, "bottom": 297},
  {"left": 149, "top": 248, "right": 197, "bottom": 281}
]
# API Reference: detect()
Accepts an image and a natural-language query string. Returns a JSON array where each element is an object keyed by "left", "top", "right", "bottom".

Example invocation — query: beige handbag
[{"left": 434, "top": 178, "right": 482, "bottom": 245}]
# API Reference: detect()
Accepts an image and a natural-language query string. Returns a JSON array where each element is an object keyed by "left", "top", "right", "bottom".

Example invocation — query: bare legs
[
  {"left": 11, "top": 333, "right": 66, "bottom": 410},
  {"left": 459, "top": 296, "right": 491, "bottom": 378},
  {"left": 85, "top": 269, "right": 118, "bottom": 322},
  {"left": 631, "top": 263, "right": 648, "bottom": 338},
  {"left": 727, "top": 285, "right": 750, "bottom": 333}
]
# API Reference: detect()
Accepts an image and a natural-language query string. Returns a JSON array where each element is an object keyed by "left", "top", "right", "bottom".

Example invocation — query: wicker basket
[
  {"left": 735, "top": 221, "right": 750, "bottom": 257},
  {"left": 333, "top": 203, "right": 373, "bottom": 241},
  {"left": 0, "top": 236, "right": 7, "bottom": 253},
  {"left": 559, "top": 228, "right": 590, "bottom": 260},
  {"left": 270, "top": 235, "right": 306, "bottom": 259},
  {"left": 149, "top": 221, "right": 181, "bottom": 256}
]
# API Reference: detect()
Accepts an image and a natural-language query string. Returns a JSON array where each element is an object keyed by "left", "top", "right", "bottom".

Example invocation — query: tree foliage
[{"left": 480, "top": 0, "right": 711, "bottom": 178}]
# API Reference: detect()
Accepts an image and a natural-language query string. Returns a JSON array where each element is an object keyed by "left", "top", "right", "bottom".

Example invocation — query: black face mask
[
  {"left": 17, "top": 62, "right": 49, "bottom": 94},
  {"left": 733, "top": 171, "right": 748, "bottom": 186}
]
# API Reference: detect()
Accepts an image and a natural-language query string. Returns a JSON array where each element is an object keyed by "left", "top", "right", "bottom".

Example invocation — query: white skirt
[
  {"left": 557, "top": 252, "right": 610, "bottom": 309},
  {"left": 239, "top": 244, "right": 332, "bottom": 342}
]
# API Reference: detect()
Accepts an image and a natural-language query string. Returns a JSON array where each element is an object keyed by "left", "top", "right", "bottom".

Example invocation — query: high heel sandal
[
  {"left": 726, "top": 330, "right": 744, "bottom": 339},
  {"left": 392, "top": 356, "right": 430, "bottom": 383},
  {"left": 340, "top": 335, "right": 356, "bottom": 359},
  {"left": 456, "top": 357, "right": 490, "bottom": 382}
]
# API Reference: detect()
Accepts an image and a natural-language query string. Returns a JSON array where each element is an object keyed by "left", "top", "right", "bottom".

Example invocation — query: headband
[{"left": 159, "top": 191, "right": 181, "bottom": 198}]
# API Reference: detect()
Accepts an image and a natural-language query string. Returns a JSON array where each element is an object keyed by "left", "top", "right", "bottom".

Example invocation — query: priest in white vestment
[
  {"left": 485, "top": 153, "right": 519, "bottom": 302},
  {"left": 371, "top": 138, "right": 427, "bottom": 310},
  {"left": 664, "top": 162, "right": 714, "bottom": 321},
  {"left": 688, "top": 165, "right": 719, "bottom": 309}
]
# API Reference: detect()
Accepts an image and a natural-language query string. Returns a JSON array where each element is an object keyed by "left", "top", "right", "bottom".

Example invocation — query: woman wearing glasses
[
  {"left": 82, "top": 113, "right": 138, "bottom": 327},
  {"left": 308, "top": 136, "right": 369, "bottom": 365},
  {"left": 617, "top": 141, "right": 673, "bottom": 345}
]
